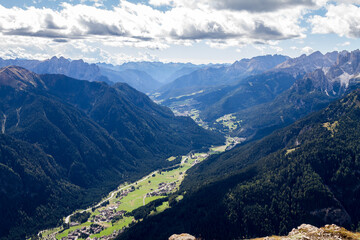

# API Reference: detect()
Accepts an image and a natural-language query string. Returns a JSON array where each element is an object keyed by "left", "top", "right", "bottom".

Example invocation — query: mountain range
[
  {"left": 159, "top": 50, "right": 360, "bottom": 143},
  {"left": 0, "top": 56, "right": 110, "bottom": 84},
  {"left": 230, "top": 49, "right": 360, "bottom": 141},
  {"left": 98, "top": 61, "right": 213, "bottom": 84},
  {"left": 0, "top": 66, "right": 222, "bottom": 239},
  {"left": 155, "top": 54, "right": 289, "bottom": 100},
  {"left": 0, "top": 57, "right": 221, "bottom": 94}
]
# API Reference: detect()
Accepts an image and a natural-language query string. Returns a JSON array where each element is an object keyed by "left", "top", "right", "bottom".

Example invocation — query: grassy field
[
  {"left": 89, "top": 217, "right": 133, "bottom": 238},
  {"left": 43, "top": 139, "right": 236, "bottom": 240},
  {"left": 169, "top": 90, "right": 204, "bottom": 100},
  {"left": 167, "top": 156, "right": 176, "bottom": 161},
  {"left": 215, "top": 114, "right": 242, "bottom": 132}
]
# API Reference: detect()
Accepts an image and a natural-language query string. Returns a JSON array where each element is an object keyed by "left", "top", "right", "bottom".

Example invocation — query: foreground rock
[
  {"left": 169, "top": 233, "right": 196, "bottom": 240},
  {"left": 254, "top": 224, "right": 360, "bottom": 240}
]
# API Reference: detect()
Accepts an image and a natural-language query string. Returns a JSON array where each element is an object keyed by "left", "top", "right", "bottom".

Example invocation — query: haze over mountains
[
  {"left": 0, "top": 57, "right": 214, "bottom": 93},
  {"left": 155, "top": 55, "right": 289, "bottom": 100}
]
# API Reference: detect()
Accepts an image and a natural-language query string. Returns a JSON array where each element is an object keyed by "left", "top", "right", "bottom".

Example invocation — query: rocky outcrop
[
  {"left": 169, "top": 233, "right": 196, "bottom": 240},
  {"left": 292, "top": 49, "right": 360, "bottom": 96},
  {"left": 255, "top": 224, "right": 360, "bottom": 240},
  {"left": 274, "top": 51, "right": 338, "bottom": 77}
]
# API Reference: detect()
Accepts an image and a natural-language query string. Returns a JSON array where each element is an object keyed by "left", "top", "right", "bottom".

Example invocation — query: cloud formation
[
  {"left": 0, "top": 1, "right": 307, "bottom": 48},
  {"left": 209, "top": 0, "right": 318, "bottom": 12},
  {"left": 0, "top": 0, "right": 359, "bottom": 63},
  {"left": 310, "top": 3, "right": 360, "bottom": 38}
]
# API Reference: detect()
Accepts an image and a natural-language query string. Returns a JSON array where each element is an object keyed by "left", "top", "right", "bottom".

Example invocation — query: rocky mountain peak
[
  {"left": 168, "top": 233, "right": 196, "bottom": 240},
  {"left": 255, "top": 224, "right": 360, "bottom": 240},
  {"left": 309, "top": 50, "right": 323, "bottom": 58},
  {"left": 296, "top": 49, "right": 360, "bottom": 95},
  {"left": 325, "top": 49, "right": 360, "bottom": 87},
  {"left": 304, "top": 68, "right": 334, "bottom": 93},
  {"left": 337, "top": 50, "right": 351, "bottom": 65},
  {"left": 274, "top": 51, "right": 338, "bottom": 77}
]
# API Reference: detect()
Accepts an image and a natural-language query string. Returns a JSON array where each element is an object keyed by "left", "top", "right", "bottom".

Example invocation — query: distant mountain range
[
  {"left": 155, "top": 54, "right": 289, "bottom": 100},
  {"left": 273, "top": 50, "right": 339, "bottom": 77},
  {"left": 0, "top": 66, "right": 223, "bottom": 239},
  {"left": 97, "top": 67, "right": 162, "bottom": 93},
  {"left": 0, "top": 56, "right": 110, "bottom": 84},
  {"left": 98, "top": 61, "right": 218, "bottom": 84},
  {"left": 230, "top": 49, "right": 360, "bottom": 141},
  {"left": 159, "top": 50, "right": 360, "bottom": 142},
  {"left": 0, "top": 57, "right": 223, "bottom": 94}
]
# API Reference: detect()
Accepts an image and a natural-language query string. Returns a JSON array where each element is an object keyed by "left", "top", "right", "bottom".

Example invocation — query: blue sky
[{"left": 0, "top": 0, "right": 359, "bottom": 64}]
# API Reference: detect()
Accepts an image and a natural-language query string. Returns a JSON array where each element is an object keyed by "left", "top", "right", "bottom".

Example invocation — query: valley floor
[{"left": 37, "top": 137, "right": 240, "bottom": 240}]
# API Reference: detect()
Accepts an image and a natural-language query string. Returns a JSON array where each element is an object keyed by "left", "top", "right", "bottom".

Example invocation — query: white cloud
[
  {"left": 309, "top": 3, "right": 360, "bottom": 38},
  {"left": 338, "top": 41, "right": 351, "bottom": 46},
  {"left": 0, "top": 1, "right": 309, "bottom": 48},
  {"left": 302, "top": 46, "right": 314, "bottom": 54},
  {"left": 270, "top": 46, "right": 283, "bottom": 52},
  {"left": 149, "top": 0, "right": 326, "bottom": 12},
  {"left": 1, "top": 0, "right": 348, "bottom": 63},
  {"left": 335, "top": 0, "right": 360, "bottom": 4},
  {"left": 208, "top": 0, "right": 322, "bottom": 12},
  {"left": 148, "top": 0, "right": 174, "bottom": 7}
]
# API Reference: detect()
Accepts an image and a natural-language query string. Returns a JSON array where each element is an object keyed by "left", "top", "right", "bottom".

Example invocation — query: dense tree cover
[
  {"left": 117, "top": 89, "right": 360, "bottom": 240},
  {"left": 0, "top": 66, "right": 223, "bottom": 239},
  {"left": 70, "top": 212, "right": 91, "bottom": 224},
  {"left": 42, "top": 74, "right": 223, "bottom": 157},
  {"left": 0, "top": 134, "right": 82, "bottom": 239},
  {"left": 199, "top": 72, "right": 296, "bottom": 121}
]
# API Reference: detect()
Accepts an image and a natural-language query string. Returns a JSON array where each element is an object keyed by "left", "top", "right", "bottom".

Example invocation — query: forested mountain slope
[
  {"left": 118, "top": 89, "right": 360, "bottom": 240},
  {"left": 0, "top": 66, "right": 223, "bottom": 239}
]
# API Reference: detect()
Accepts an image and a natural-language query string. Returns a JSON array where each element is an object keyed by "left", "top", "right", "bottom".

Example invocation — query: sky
[{"left": 0, "top": 0, "right": 359, "bottom": 64}]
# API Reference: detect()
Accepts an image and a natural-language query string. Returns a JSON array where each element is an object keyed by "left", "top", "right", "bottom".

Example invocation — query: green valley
[{"left": 38, "top": 138, "right": 238, "bottom": 240}]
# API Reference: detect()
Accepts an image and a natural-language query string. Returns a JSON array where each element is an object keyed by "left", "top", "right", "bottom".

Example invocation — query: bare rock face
[
  {"left": 169, "top": 233, "right": 196, "bottom": 240},
  {"left": 257, "top": 224, "right": 360, "bottom": 240}
]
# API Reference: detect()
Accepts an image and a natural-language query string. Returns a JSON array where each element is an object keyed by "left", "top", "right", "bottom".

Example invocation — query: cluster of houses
[
  {"left": 61, "top": 225, "right": 104, "bottom": 240},
  {"left": 92, "top": 206, "right": 126, "bottom": 223},
  {"left": 116, "top": 187, "right": 135, "bottom": 199},
  {"left": 146, "top": 182, "right": 177, "bottom": 197}
]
